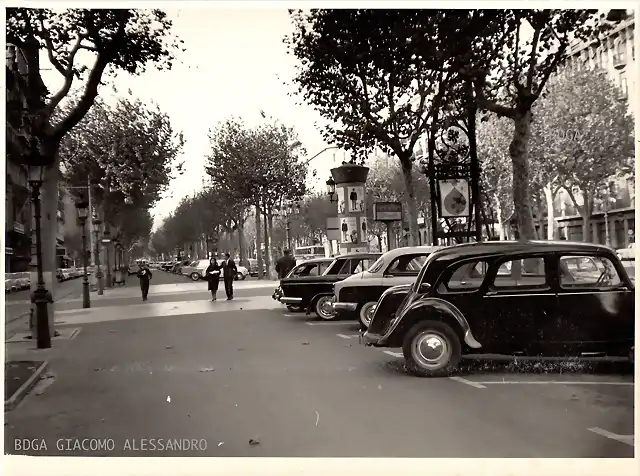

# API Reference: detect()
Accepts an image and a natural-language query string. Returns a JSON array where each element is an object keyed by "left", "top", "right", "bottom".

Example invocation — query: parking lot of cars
[
  {"left": 148, "top": 259, "right": 251, "bottom": 281},
  {"left": 5, "top": 266, "right": 92, "bottom": 294}
]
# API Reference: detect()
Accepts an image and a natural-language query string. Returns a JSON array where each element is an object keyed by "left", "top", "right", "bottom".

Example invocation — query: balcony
[{"left": 612, "top": 53, "right": 627, "bottom": 69}]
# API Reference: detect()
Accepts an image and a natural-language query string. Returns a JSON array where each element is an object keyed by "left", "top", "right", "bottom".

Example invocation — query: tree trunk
[
  {"left": 399, "top": 157, "right": 419, "bottom": 246},
  {"left": 543, "top": 183, "right": 556, "bottom": 240},
  {"left": 255, "top": 202, "right": 264, "bottom": 279},
  {"left": 262, "top": 201, "right": 273, "bottom": 280},
  {"left": 495, "top": 197, "right": 505, "bottom": 240},
  {"left": 509, "top": 109, "right": 537, "bottom": 240},
  {"left": 376, "top": 233, "right": 382, "bottom": 252},
  {"left": 237, "top": 215, "right": 246, "bottom": 267},
  {"left": 580, "top": 193, "right": 594, "bottom": 244},
  {"left": 267, "top": 208, "right": 276, "bottom": 277}
]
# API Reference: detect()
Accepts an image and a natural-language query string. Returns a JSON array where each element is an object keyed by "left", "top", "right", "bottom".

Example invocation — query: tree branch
[
  {"left": 38, "top": 14, "right": 66, "bottom": 76},
  {"left": 535, "top": 42, "right": 569, "bottom": 96},
  {"left": 525, "top": 20, "right": 542, "bottom": 89},
  {"left": 46, "top": 33, "right": 86, "bottom": 114}
]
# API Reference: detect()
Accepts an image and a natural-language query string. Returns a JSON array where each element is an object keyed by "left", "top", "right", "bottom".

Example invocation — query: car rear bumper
[
  {"left": 280, "top": 296, "right": 303, "bottom": 304},
  {"left": 332, "top": 302, "right": 357, "bottom": 312}
]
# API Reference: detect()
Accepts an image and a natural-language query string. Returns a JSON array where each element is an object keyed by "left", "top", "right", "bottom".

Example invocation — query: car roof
[
  {"left": 334, "top": 252, "right": 382, "bottom": 259},
  {"left": 430, "top": 240, "right": 615, "bottom": 262},
  {"left": 297, "top": 258, "right": 333, "bottom": 264},
  {"left": 380, "top": 246, "right": 443, "bottom": 261}
]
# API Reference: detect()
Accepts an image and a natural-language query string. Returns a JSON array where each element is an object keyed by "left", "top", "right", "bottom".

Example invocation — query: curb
[{"left": 4, "top": 361, "right": 49, "bottom": 412}]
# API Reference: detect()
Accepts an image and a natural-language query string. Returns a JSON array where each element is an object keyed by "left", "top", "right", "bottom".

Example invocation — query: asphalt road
[{"left": 5, "top": 299, "right": 634, "bottom": 458}]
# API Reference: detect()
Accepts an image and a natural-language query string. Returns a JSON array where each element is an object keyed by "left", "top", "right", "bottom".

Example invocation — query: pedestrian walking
[
  {"left": 137, "top": 262, "right": 153, "bottom": 301},
  {"left": 275, "top": 249, "right": 297, "bottom": 279},
  {"left": 221, "top": 252, "right": 237, "bottom": 300},
  {"left": 206, "top": 258, "right": 221, "bottom": 301}
]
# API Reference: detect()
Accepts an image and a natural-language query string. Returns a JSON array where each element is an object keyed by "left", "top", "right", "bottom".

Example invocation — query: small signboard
[
  {"left": 373, "top": 202, "right": 402, "bottom": 222},
  {"left": 438, "top": 178, "right": 470, "bottom": 218},
  {"left": 326, "top": 217, "right": 340, "bottom": 241}
]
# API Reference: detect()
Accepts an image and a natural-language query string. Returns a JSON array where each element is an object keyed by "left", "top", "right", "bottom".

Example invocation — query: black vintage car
[
  {"left": 277, "top": 253, "right": 381, "bottom": 318},
  {"left": 362, "top": 241, "right": 635, "bottom": 377}
]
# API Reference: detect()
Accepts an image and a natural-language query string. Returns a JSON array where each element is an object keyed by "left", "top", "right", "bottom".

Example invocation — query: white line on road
[
  {"left": 382, "top": 350, "right": 403, "bottom": 358},
  {"left": 336, "top": 334, "right": 353, "bottom": 339},
  {"left": 474, "top": 381, "right": 634, "bottom": 386},
  {"left": 588, "top": 427, "right": 635, "bottom": 447},
  {"left": 305, "top": 321, "right": 353, "bottom": 326},
  {"left": 449, "top": 376, "right": 487, "bottom": 389}
]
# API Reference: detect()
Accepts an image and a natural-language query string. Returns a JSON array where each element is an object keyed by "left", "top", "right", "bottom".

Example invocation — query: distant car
[
  {"left": 332, "top": 246, "right": 442, "bottom": 329},
  {"left": 128, "top": 263, "right": 140, "bottom": 276},
  {"left": 235, "top": 265, "right": 250, "bottom": 281},
  {"left": 278, "top": 253, "right": 381, "bottom": 318},
  {"left": 362, "top": 240, "right": 635, "bottom": 377}
]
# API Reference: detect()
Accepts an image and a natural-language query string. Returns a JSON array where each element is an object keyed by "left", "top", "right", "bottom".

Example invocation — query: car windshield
[{"left": 367, "top": 256, "right": 385, "bottom": 273}]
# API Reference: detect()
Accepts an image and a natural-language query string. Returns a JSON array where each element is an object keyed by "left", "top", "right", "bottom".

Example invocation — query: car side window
[
  {"left": 297, "top": 264, "right": 319, "bottom": 277},
  {"left": 438, "top": 260, "right": 490, "bottom": 293},
  {"left": 492, "top": 257, "right": 547, "bottom": 289},
  {"left": 386, "top": 254, "right": 428, "bottom": 276},
  {"left": 559, "top": 255, "right": 622, "bottom": 288},
  {"left": 351, "top": 259, "right": 366, "bottom": 274}
]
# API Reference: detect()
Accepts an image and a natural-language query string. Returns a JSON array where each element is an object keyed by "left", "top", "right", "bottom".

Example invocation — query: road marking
[
  {"left": 474, "top": 381, "right": 634, "bottom": 386},
  {"left": 283, "top": 314, "right": 297, "bottom": 317},
  {"left": 588, "top": 427, "right": 634, "bottom": 447},
  {"left": 336, "top": 334, "right": 352, "bottom": 339},
  {"left": 449, "top": 376, "right": 487, "bottom": 389},
  {"left": 382, "top": 350, "right": 403, "bottom": 358},
  {"left": 305, "top": 321, "right": 353, "bottom": 326}
]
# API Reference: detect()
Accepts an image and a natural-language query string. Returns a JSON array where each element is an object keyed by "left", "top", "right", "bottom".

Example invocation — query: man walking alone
[
  {"left": 137, "top": 262, "right": 153, "bottom": 301},
  {"left": 275, "top": 249, "right": 296, "bottom": 280},
  {"left": 222, "top": 252, "right": 237, "bottom": 300}
]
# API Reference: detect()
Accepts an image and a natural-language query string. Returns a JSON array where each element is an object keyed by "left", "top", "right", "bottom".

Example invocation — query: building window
[{"left": 619, "top": 71, "right": 628, "bottom": 95}]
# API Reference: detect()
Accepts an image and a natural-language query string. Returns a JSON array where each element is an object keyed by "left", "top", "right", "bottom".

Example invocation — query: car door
[
  {"left": 481, "top": 254, "right": 556, "bottom": 354},
  {"left": 552, "top": 252, "right": 634, "bottom": 356}
]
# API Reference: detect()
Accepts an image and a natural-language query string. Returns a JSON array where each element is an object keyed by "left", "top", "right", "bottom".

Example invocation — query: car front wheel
[
  {"left": 358, "top": 302, "right": 377, "bottom": 330},
  {"left": 402, "top": 320, "right": 461, "bottom": 378},
  {"left": 190, "top": 272, "right": 200, "bottom": 281},
  {"left": 236, "top": 272, "right": 246, "bottom": 281},
  {"left": 315, "top": 296, "right": 336, "bottom": 320}
]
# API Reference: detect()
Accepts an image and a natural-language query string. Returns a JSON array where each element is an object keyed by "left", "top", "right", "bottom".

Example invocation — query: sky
[{"left": 42, "top": 7, "right": 346, "bottom": 231}]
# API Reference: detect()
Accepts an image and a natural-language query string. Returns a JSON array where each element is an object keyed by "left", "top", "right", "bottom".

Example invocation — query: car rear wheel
[
  {"left": 402, "top": 320, "right": 461, "bottom": 378},
  {"left": 236, "top": 272, "right": 246, "bottom": 281},
  {"left": 358, "top": 302, "right": 377, "bottom": 330},
  {"left": 190, "top": 272, "right": 200, "bottom": 281},
  {"left": 315, "top": 296, "right": 336, "bottom": 320}
]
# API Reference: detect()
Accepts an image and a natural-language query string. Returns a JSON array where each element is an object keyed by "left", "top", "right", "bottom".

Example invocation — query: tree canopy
[{"left": 6, "top": 8, "right": 182, "bottom": 164}]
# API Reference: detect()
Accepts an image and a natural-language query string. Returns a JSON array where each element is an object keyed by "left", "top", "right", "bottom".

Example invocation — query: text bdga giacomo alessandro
[{"left": 13, "top": 438, "right": 208, "bottom": 452}]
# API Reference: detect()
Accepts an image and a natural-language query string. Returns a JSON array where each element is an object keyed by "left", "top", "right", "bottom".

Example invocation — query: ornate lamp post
[
  {"left": 326, "top": 177, "right": 338, "bottom": 203},
  {"left": 27, "top": 164, "right": 53, "bottom": 349},
  {"left": 93, "top": 215, "right": 104, "bottom": 295},
  {"left": 75, "top": 195, "right": 91, "bottom": 308},
  {"left": 276, "top": 201, "right": 301, "bottom": 251}
]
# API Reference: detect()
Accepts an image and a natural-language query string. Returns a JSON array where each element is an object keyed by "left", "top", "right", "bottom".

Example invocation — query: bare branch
[
  {"left": 38, "top": 14, "right": 66, "bottom": 76},
  {"left": 47, "top": 33, "right": 86, "bottom": 114},
  {"left": 525, "top": 19, "right": 542, "bottom": 89}
]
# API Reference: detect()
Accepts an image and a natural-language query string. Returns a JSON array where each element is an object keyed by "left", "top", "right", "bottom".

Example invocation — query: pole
[
  {"left": 604, "top": 199, "right": 610, "bottom": 247},
  {"left": 30, "top": 182, "right": 52, "bottom": 349},
  {"left": 105, "top": 224, "right": 112, "bottom": 288},
  {"left": 386, "top": 222, "right": 393, "bottom": 252},
  {"left": 80, "top": 217, "right": 90, "bottom": 308},
  {"left": 94, "top": 225, "right": 104, "bottom": 295},
  {"left": 286, "top": 221, "right": 291, "bottom": 251},
  {"left": 467, "top": 79, "right": 482, "bottom": 242}
]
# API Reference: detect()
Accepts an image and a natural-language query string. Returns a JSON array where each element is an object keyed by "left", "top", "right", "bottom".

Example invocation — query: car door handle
[{"left": 485, "top": 291, "right": 497, "bottom": 296}]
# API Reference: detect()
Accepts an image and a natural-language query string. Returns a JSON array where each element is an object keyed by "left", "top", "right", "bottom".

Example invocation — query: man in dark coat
[
  {"left": 275, "top": 250, "right": 296, "bottom": 279},
  {"left": 221, "top": 253, "right": 237, "bottom": 300},
  {"left": 137, "top": 262, "right": 153, "bottom": 301}
]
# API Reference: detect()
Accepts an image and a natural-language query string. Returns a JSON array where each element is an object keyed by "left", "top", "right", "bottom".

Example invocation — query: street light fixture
[
  {"left": 75, "top": 195, "right": 91, "bottom": 308},
  {"left": 326, "top": 177, "right": 337, "bottom": 203},
  {"left": 27, "top": 164, "right": 53, "bottom": 349},
  {"left": 93, "top": 215, "right": 104, "bottom": 295}
]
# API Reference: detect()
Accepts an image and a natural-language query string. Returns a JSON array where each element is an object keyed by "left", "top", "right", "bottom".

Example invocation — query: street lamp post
[
  {"left": 75, "top": 195, "right": 91, "bottom": 308},
  {"left": 103, "top": 225, "right": 112, "bottom": 288},
  {"left": 326, "top": 177, "right": 337, "bottom": 203},
  {"left": 27, "top": 165, "right": 53, "bottom": 349},
  {"left": 93, "top": 216, "right": 104, "bottom": 295}
]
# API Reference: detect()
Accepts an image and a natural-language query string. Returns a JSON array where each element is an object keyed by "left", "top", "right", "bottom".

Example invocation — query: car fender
[
  {"left": 392, "top": 297, "right": 482, "bottom": 349},
  {"left": 306, "top": 292, "right": 333, "bottom": 315}
]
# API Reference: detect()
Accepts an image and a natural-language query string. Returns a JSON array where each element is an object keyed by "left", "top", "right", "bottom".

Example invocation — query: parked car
[
  {"left": 14, "top": 271, "right": 31, "bottom": 289},
  {"left": 247, "top": 258, "right": 267, "bottom": 277},
  {"left": 277, "top": 253, "right": 381, "bottom": 318},
  {"left": 161, "top": 261, "right": 176, "bottom": 271},
  {"left": 273, "top": 258, "right": 334, "bottom": 309},
  {"left": 332, "top": 246, "right": 442, "bottom": 329},
  {"left": 128, "top": 263, "right": 140, "bottom": 276},
  {"left": 173, "top": 260, "right": 191, "bottom": 274},
  {"left": 181, "top": 259, "right": 249, "bottom": 281},
  {"left": 362, "top": 240, "right": 635, "bottom": 377},
  {"left": 5, "top": 278, "right": 15, "bottom": 293}
]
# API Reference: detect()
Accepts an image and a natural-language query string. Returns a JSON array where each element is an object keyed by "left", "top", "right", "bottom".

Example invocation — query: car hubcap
[
  {"left": 317, "top": 297, "right": 335, "bottom": 320},
  {"left": 412, "top": 332, "right": 450, "bottom": 369},
  {"left": 361, "top": 303, "right": 376, "bottom": 327}
]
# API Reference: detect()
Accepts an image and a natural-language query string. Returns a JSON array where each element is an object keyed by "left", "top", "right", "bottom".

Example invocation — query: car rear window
[{"left": 559, "top": 255, "right": 622, "bottom": 288}]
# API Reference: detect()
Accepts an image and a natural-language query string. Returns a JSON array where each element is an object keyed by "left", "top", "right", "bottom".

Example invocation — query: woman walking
[{"left": 206, "top": 258, "right": 221, "bottom": 301}]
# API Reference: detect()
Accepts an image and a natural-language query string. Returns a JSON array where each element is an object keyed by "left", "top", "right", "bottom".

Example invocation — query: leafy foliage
[
  {"left": 59, "top": 95, "right": 184, "bottom": 226},
  {"left": 6, "top": 8, "right": 182, "bottom": 163},
  {"left": 533, "top": 66, "right": 634, "bottom": 237}
]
